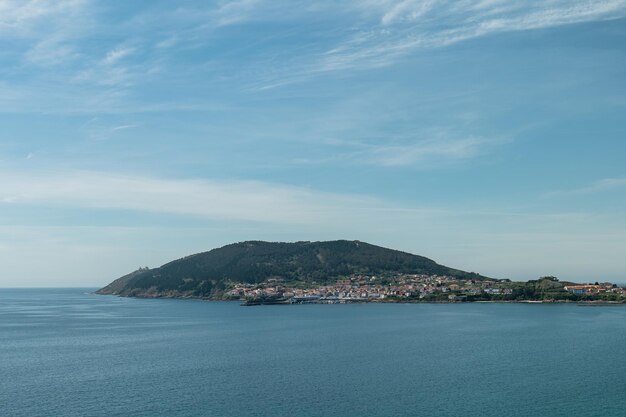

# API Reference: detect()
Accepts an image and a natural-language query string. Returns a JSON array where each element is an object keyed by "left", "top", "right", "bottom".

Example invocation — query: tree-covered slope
[{"left": 96, "top": 240, "right": 488, "bottom": 298}]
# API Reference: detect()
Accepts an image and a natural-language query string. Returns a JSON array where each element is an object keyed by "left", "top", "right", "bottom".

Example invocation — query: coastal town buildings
[{"left": 225, "top": 274, "right": 622, "bottom": 304}]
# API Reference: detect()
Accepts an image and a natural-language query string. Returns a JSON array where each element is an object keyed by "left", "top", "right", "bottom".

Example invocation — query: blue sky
[{"left": 1, "top": 0, "right": 625, "bottom": 286}]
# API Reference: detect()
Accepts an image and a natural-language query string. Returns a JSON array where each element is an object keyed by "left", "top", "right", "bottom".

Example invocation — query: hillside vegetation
[{"left": 96, "top": 240, "right": 487, "bottom": 298}]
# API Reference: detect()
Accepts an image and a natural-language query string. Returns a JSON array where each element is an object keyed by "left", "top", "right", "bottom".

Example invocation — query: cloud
[
  {"left": 0, "top": 0, "right": 87, "bottom": 36},
  {"left": 5, "top": 3, "right": 141, "bottom": 90},
  {"left": 83, "top": 122, "right": 139, "bottom": 141},
  {"left": 155, "top": 36, "right": 178, "bottom": 49},
  {"left": 381, "top": 0, "right": 436, "bottom": 25},
  {"left": 544, "top": 177, "right": 626, "bottom": 198},
  {"left": 61, "top": 46, "right": 140, "bottom": 88},
  {"left": 4, "top": 0, "right": 90, "bottom": 69},
  {"left": 71, "top": 46, "right": 140, "bottom": 87},
  {"left": 102, "top": 47, "right": 135, "bottom": 65},
  {"left": 301, "top": 125, "right": 508, "bottom": 167},
  {"left": 23, "top": 37, "right": 79, "bottom": 66},
  {"left": 363, "top": 135, "right": 490, "bottom": 167},
  {"left": 4, "top": 0, "right": 625, "bottom": 112},
  {"left": 214, "top": 0, "right": 262, "bottom": 27},
  {"left": 111, "top": 124, "right": 138, "bottom": 131},
  {"left": 0, "top": 169, "right": 388, "bottom": 225},
  {"left": 260, "top": 0, "right": 626, "bottom": 84}
]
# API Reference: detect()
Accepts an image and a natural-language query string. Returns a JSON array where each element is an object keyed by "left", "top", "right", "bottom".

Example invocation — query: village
[{"left": 225, "top": 273, "right": 626, "bottom": 304}]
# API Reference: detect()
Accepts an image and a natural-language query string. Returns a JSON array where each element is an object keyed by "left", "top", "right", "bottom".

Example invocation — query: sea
[{"left": 2, "top": 288, "right": 626, "bottom": 417}]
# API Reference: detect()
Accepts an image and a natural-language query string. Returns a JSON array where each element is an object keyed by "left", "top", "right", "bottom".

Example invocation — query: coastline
[{"left": 95, "top": 292, "right": 626, "bottom": 306}]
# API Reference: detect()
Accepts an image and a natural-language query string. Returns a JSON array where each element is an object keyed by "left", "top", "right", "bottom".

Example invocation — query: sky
[{"left": 1, "top": 0, "right": 625, "bottom": 287}]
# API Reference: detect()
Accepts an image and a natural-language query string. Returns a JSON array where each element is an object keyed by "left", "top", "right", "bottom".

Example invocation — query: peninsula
[{"left": 96, "top": 240, "right": 626, "bottom": 304}]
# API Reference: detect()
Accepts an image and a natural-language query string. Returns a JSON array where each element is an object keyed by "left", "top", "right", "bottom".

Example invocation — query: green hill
[{"left": 96, "top": 240, "right": 488, "bottom": 298}]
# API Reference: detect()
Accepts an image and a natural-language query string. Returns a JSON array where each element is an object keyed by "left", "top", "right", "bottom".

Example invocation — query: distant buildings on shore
[{"left": 227, "top": 274, "right": 626, "bottom": 302}]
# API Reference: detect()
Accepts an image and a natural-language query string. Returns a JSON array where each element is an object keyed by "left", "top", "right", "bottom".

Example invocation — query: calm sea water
[{"left": 1, "top": 288, "right": 626, "bottom": 417}]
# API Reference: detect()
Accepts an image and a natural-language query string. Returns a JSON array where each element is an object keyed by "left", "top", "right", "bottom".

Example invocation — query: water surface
[{"left": 1, "top": 288, "right": 625, "bottom": 416}]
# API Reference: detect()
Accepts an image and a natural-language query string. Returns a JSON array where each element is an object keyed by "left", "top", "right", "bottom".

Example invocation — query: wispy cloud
[
  {"left": 213, "top": 0, "right": 262, "bottom": 27},
  {"left": 0, "top": 0, "right": 87, "bottom": 36},
  {"left": 73, "top": 46, "right": 141, "bottom": 87},
  {"left": 111, "top": 124, "right": 138, "bottom": 131},
  {"left": 4, "top": 2, "right": 144, "bottom": 93},
  {"left": 381, "top": 0, "right": 436, "bottom": 25},
  {"left": 293, "top": 125, "right": 508, "bottom": 167},
  {"left": 0, "top": 169, "right": 387, "bottom": 225},
  {"left": 254, "top": 0, "right": 626, "bottom": 86},
  {"left": 304, "top": 137, "right": 493, "bottom": 168},
  {"left": 363, "top": 135, "right": 491, "bottom": 167},
  {"left": 102, "top": 46, "right": 135, "bottom": 65},
  {"left": 5, "top": 0, "right": 626, "bottom": 93},
  {"left": 23, "top": 37, "right": 79, "bottom": 66},
  {"left": 545, "top": 177, "right": 626, "bottom": 198},
  {"left": 6, "top": 0, "right": 91, "bottom": 68},
  {"left": 81, "top": 119, "right": 140, "bottom": 141}
]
